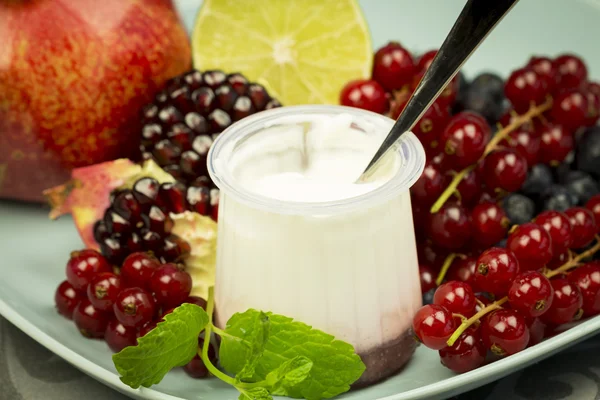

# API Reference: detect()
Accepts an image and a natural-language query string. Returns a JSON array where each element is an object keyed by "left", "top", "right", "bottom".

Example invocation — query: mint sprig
[
  {"left": 113, "top": 287, "right": 365, "bottom": 399},
  {"left": 112, "top": 303, "right": 209, "bottom": 389}
]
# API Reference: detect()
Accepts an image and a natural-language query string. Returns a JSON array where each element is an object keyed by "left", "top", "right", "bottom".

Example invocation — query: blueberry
[
  {"left": 563, "top": 170, "right": 600, "bottom": 204},
  {"left": 459, "top": 73, "right": 506, "bottom": 123},
  {"left": 575, "top": 126, "right": 600, "bottom": 177},
  {"left": 520, "top": 164, "right": 554, "bottom": 199},
  {"left": 422, "top": 288, "right": 435, "bottom": 305},
  {"left": 539, "top": 184, "right": 579, "bottom": 212},
  {"left": 495, "top": 239, "right": 507, "bottom": 248},
  {"left": 502, "top": 193, "right": 536, "bottom": 225}
]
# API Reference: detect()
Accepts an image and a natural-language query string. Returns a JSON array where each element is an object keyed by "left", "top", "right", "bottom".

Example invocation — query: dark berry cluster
[
  {"left": 93, "top": 176, "right": 217, "bottom": 267},
  {"left": 55, "top": 250, "right": 215, "bottom": 379}
]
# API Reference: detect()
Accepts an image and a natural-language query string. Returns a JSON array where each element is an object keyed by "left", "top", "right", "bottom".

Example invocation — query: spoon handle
[{"left": 360, "top": 0, "right": 520, "bottom": 181}]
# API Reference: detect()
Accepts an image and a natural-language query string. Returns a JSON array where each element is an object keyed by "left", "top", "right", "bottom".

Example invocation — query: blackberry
[
  {"left": 139, "top": 69, "right": 282, "bottom": 186},
  {"left": 95, "top": 177, "right": 217, "bottom": 266}
]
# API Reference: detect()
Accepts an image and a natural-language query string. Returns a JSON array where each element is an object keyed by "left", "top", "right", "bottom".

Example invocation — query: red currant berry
[
  {"left": 471, "top": 202, "right": 509, "bottom": 249},
  {"left": 475, "top": 294, "right": 493, "bottom": 312},
  {"left": 541, "top": 279, "right": 583, "bottom": 325},
  {"left": 339, "top": 79, "right": 388, "bottom": 114},
  {"left": 506, "top": 223, "right": 554, "bottom": 271},
  {"left": 456, "top": 168, "right": 482, "bottom": 207},
  {"left": 412, "top": 304, "right": 456, "bottom": 350},
  {"left": 184, "top": 355, "right": 210, "bottom": 379},
  {"left": 504, "top": 67, "right": 548, "bottom": 113},
  {"left": 121, "top": 252, "right": 160, "bottom": 290},
  {"left": 417, "top": 49, "right": 437, "bottom": 71},
  {"left": 372, "top": 42, "right": 416, "bottom": 91},
  {"left": 554, "top": 54, "right": 588, "bottom": 90},
  {"left": 568, "top": 263, "right": 600, "bottom": 317},
  {"left": 419, "top": 264, "right": 437, "bottom": 294},
  {"left": 411, "top": 163, "right": 449, "bottom": 206},
  {"left": 448, "top": 257, "right": 477, "bottom": 287},
  {"left": 483, "top": 148, "right": 528, "bottom": 193},
  {"left": 65, "top": 249, "right": 112, "bottom": 291},
  {"left": 439, "top": 326, "right": 485, "bottom": 373},
  {"left": 440, "top": 112, "right": 491, "bottom": 169},
  {"left": 185, "top": 296, "right": 208, "bottom": 310},
  {"left": 412, "top": 102, "right": 450, "bottom": 148},
  {"left": 87, "top": 272, "right": 121, "bottom": 312},
  {"left": 55, "top": 280, "right": 85, "bottom": 319},
  {"left": 534, "top": 210, "right": 573, "bottom": 255},
  {"left": 417, "top": 242, "right": 450, "bottom": 271},
  {"left": 433, "top": 281, "right": 476, "bottom": 317},
  {"left": 547, "top": 251, "right": 570, "bottom": 271},
  {"left": 527, "top": 56, "right": 560, "bottom": 93},
  {"left": 585, "top": 194, "right": 600, "bottom": 232},
  {"left": 113, "top": 287, "right": 156, "bottom": 328},
  {"left": 538, "top": 123, "right": 574, "bottom": 165},
  {"left": 481, "top": 309, "right": 530, "bottom": 356},
  {"left": 525, "top": 316, "right": 547, "bottom": 347},
  {"left": 138, "top": 320, "right": 159, "bottom": 337},
  {"left": 474, "top": 247, "right": 520, "bottom": 297},
  {"left": 73, "top": 299, "right": 110, "bottom": 339},
  {"left": 508, "top": 271, "right": 554, "bottom": 317},
  {"left": 500, "top": 129, "right": 541, "bottom": 167},
  {"left": 150, "top": 263, "right": 193, "bottom": 308},
  {"left": 105, "top": 320, "right": 138, "bottom": 353},
  {"left": 549, "top": 89, "right": 588, "bottom": 133},
  {"left": 427, "top": 203, "right": 472, "bottom": 250},
  {"left": 565, "top": 207, "right": 597, "bottom": 249}
]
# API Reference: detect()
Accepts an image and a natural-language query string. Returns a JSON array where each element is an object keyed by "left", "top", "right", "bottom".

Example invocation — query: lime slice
[{"left": 192, "top": 0, "right": 372, "bottom": 105}]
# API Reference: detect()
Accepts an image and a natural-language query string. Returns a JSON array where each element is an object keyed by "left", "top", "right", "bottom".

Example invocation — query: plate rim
[{"left": 2, "top": 288, "right": 600, "bottom": 400}]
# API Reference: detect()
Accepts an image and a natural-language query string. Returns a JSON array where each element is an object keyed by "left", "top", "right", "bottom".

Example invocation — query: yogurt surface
[{"left": 228, "top": 113, "right": 398, "bottom": 203}]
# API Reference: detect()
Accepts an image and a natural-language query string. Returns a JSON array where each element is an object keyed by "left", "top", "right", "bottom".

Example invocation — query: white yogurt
[{"left": 208, "top": 106, "right": 426, "bottom": 385}]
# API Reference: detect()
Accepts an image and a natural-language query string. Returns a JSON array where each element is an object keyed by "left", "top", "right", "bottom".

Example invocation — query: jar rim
[{"left": 207, "top": 105, "right": 426, "bottom": 215}]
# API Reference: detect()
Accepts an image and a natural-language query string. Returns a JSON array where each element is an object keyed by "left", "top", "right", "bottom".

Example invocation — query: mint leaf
[
  {"left": 236, "top": 311, "right": 270, "bottom": 381},
  {"left": 113, "top": 303, "right": 209, "bottom": 389},
  {"left": 238, "top": 387, "right": 272, "bottom": 400},
  {"left": 220, "top": 310, "right": 366, "bottom": 400},
  {"left": 265, "top": 356, "right": 313, "bottom": 396}
]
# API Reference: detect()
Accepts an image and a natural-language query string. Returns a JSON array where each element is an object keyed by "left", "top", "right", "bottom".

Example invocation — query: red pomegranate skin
[{"left": 0, "top": 0, "right": 191, "bottom": 202}]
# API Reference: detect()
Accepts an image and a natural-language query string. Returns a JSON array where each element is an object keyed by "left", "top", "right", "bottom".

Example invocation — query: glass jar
[{"left": 208, "top": 105, "right": 425, "bottom": 385}]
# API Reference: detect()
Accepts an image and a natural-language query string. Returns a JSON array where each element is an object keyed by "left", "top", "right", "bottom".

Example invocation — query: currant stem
[
  {"left": 436, "top": 253, "right": 465, "bottom": 286},
  {"left": 430, "top": 99, "right": 553, "bottom": 214},
  {"left": 546, "top": 237, "right": 600, "bottom": 279},
  {"left": 447, "top": 297, "right": 508, "bottom": 346}
]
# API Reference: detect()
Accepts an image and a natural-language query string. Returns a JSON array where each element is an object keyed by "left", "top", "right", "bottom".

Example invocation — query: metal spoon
[{"left": 358, "top": 0, "right": 520, "bottom": 182}]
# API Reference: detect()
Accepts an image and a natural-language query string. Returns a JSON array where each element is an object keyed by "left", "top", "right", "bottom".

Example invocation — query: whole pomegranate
[{"left": 0, "top": 0, "right": 191, "bottom": 202}]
